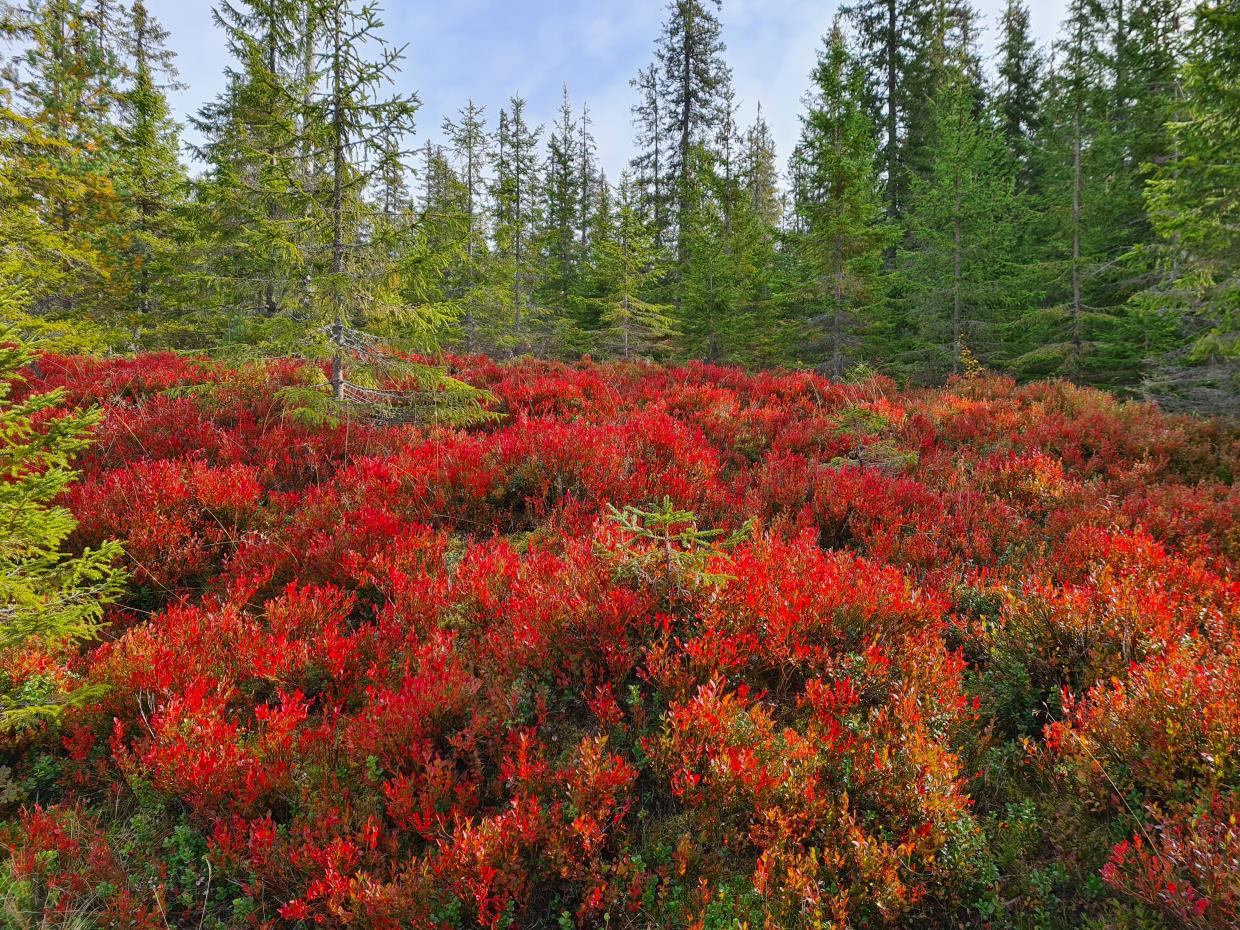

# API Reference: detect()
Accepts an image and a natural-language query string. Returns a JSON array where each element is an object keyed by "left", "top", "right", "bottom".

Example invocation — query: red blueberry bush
[{"left": 1, "top": 354, "right": 1237, "bottom": 929}]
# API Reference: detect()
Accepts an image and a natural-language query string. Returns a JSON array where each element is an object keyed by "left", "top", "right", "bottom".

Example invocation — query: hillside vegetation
[{"left": 1, "top": 352, "right": 1236, "bottom": 929}]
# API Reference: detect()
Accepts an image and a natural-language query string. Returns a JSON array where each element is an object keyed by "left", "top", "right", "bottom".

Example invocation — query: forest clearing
[
  {"left": 2, "top": 350, "right": 1237, "bottom": 928},
  {"left": 1, "top": 0, "right": 1237, "bottom": 927}
]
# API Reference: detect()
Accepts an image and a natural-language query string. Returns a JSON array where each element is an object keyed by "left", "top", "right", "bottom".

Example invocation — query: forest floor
[{"left": 4, "top": 351, "right": 1237, "bottom": 929}]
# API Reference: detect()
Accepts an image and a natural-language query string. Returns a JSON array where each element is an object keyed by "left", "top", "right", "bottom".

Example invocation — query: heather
[{"left": 1, "top": 351, "right": 1236, "bottom": 929}]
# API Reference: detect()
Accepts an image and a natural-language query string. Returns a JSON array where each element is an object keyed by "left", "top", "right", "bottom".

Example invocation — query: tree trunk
[
  {"left": 953, "top": 169, "right": 963, "bottom": 373},
  {"left": 885, "top": 0, "right": 899, "bottom": 217},
  {"left": 833, "top": 234, "right": 845, "bottom": 381},
  {"left": 463, "top": 109, "right": 478, "bottom": 354},
  {"left": 1071, "top": 105, "right": 1083, "bottom": 361},
  {"left": 330, "top": 0, "right": 345, "bottom": 401},
  {"left": 677, "top": 7, "right": 694, "bottom": 274},
  {"left": 652, "top": 76, "right": 663, "bottom": 246},
  {"left": 265, "top": 20, "right": 280, "bottom": 318},
  {"left": 514, "top": 145, "right": 523, "bottom": 345},
  {"left": 623, "top": 295, "right": 631, "bottom": 360}
]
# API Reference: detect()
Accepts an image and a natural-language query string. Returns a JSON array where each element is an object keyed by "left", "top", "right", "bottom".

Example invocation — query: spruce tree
[
  {"left": 369, "top": 128, "right": 415, "bottom": 294},
  {"left": 1109, "top": 0, "right": 1184, "bottom": 193},
  {"left": 786, "top": 26, "right": 892, "bottom": 378},
  {"left": 841, "top": 0, "right": 929, "bottom": 223},
  {"left": 376, "top": 129, "right": 414, "bottom": 222},
  {"left": 0, "top": 108, "right": 113, "bottom": 351},
  {"left": 994, "top": 0, "right": 1043, "bottom": 190},
  {"left": 190, "top": 0, "right": 308, "bottom": 331},
  {"left": 537, "top": 85, "right": 582, "bottom": 314},
  {"left": 1015, "top": 0, "right": 1134, "bottom": 383},
  {"left": 904, "top": 0, "right": 984, "bottom": 190},
  {"left": 310, "top": 0, "right": 419, "bottom": 396},
  {"left": 678, "top": 145, "right": 777, "bottom": 365},
  {"left": 651, "top": 0, "right": 733, "bottom": 265},
  {"left": 0, "top": 305, "right": 125, "bottom": 728},
  {"left": 399, "top": 146, "right": 476, "bottom": 352},
  {"left": 490, "top": 96, "right": 542, "bottom": 353},
  {"left": 442, "top": 98, "right": 492, "bottom": 353},
  {"left": 629, "top": 63, "right": 668, "bottom": 245},
  {"left": 590, "top": 173, "right": 675, "bottom": 360},
  {"left": 740, "top": 103, "right": 782, "bottom": 231},
  {"left": 901, "top": 68, "right": 1021, "bottom": 377},
  {"left": 575, "top": 102, "right": 600, "bottom": 252},
  {"left": 113, "top": 0, "right": 188, "bottom": 345},
  {"left": 0, "top": 0, "right": 122, "bottom": 320},
  {"left": 1135, "top": 0, "right": 1238, "bottom": 408},
  {"left": 844, "top": 0, "right": 980, "bottom": 222},
  {"left": 1104, "top": 0, "right": 1187, "bottom": 366}
]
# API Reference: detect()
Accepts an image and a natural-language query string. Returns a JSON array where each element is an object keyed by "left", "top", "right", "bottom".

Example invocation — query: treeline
[{"left": 0, "top": 0, "right": 1236, "bottom": 402}]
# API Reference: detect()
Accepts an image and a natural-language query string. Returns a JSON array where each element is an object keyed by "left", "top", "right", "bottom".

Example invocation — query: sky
[{"left": 150, "top": 0, "right": 1068, "bottom": 182}]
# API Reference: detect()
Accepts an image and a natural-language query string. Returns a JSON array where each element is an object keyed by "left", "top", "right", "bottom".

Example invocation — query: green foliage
[
  {"left": 489, "top": 96, "right": 543, "bottom": 354},
  {"left": 994, "top": 0, "right": 1043, "bottom": 189},
  {"left": 605, "top": 496, "right": 752, "bottom": 593},
  {"left": 650, "top": 0, "right": 734, "bottom": 263},
  {"left": 188, "top": 0, "right": 316, "bottom": 328},
  {"left": 273, "top": 350, "right": 499, "bottom": 429},
  {"left": 587, "top": 173, "right": 676, "bottom": 360},
  {"left": 785, "top": 25, "right": 892, "bottom": 377},
  {"left": 0, "top": 0, "right": 1233, "bottom": 406},
  {"left": 677, "top": 146, "right": 778, "bottom": 365},
  {"left": 535, "top": 86, "right": 585, "bottom": 314},
  {"left": 1009, "top": 0, "right": 1146, "bottom": 386},
  {"left": 110, "top": 0, "right": 189, "bottom": 345},
  {"left": 1137, "top": 1, "right": 1239, "bottom": 367},
  {"left": 828, "top": 404, "right": 919, "bottom": 472},
  {"left": 900, "top": 68, "right": 1026, "bottom": 379},
  {"left": 0, "top": 0, "right": 123, "bottom": 338},
  {"left": 0, "top": 316, "right": 125, "bottom": 728},
  {"left": 439, "top": 98, "right": 495, "bottom": 355}
]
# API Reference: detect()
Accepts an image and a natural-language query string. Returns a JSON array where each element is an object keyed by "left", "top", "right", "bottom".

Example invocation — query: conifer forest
[{"left": 0, "top": 1, "right": 1237, "bottom": 928}]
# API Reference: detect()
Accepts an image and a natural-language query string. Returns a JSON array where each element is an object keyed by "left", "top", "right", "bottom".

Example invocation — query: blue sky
[{"left": 151, "top": 0, "right": 1067, "bottom": 181}]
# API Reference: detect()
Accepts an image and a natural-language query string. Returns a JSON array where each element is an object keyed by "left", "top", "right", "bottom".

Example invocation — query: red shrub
[{"left": 6, "top": 351, "right": 1236, "bottom": 929}]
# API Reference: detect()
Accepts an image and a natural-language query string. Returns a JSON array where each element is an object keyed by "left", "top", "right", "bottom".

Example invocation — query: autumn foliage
[{"left": 1, "top": 353, "right": 1236, "bottom": 929}]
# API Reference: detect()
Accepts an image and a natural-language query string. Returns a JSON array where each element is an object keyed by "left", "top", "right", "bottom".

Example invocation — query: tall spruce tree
[
  {"left": 905, "top": 0, "right": 984, "bottom": 184},
  {"left": 994, "top": 0, "right": 1043, "bottom": 190},
  {"left": 652, "top": 0, "right": 733, "bottom": 267},
  {"left": 841, "top": 0, "right": 930, "bottom": 224},
  {"left": 399, "top": 146, "right": 477, "bottom": 351},
  {"left": 490, "top": 96, "right": 542, "bottom": 353},
  {"left": 1014, "top": 0, "right": 1136, "bottom": 383},
  {"left": 844, "top": 0, "right": 981, "bottom": 222},
  {"left": 575, "top": 101, "right": 599, "bottom": 252},
  {"left": 310, "top": 0, "right": 419, "bottom": 395},
  {"left": 1135, "top": 0, "right": 1238, "bottom": 411},
  {"left": 678, "top": 145, "right": 777, "bottom": 365},
  {"left": 442, "top": 98, "right": 491, "bottom": 353},
  {"left": 113, "top": 0, "right": 188, "bottom": 344},
  {"left": 190, "top": 0, "right": 307, "bottom": 332},
  {"left": 1105, "top": 0, "right": 1188, "bottom": 364},
  {"left": 590, "top": 173, "right": 675, "bottom": 360},
  {"left": 0, "top": 104, "right": 114, "bottom": 352},
  {"left": 537, "top": 85, "right": 582, "bottom": 313},
  {"left": 0, "top": 0, "right": 122, "bottom": 321},
  {"left": 786, "top": 26, "right": 892, "bottom": 378},
  {"left": 1109, "top": 0, "right": 1184, "bottom": 194},
  {"left": 740, "top": 103, "right": 782, "bottom": 231},
  {"left": 629, "top": 63, "right": 668, "bottom": 245},
  {"left": 901, "top": 67, "right": 1022, "bottom": 377}
]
